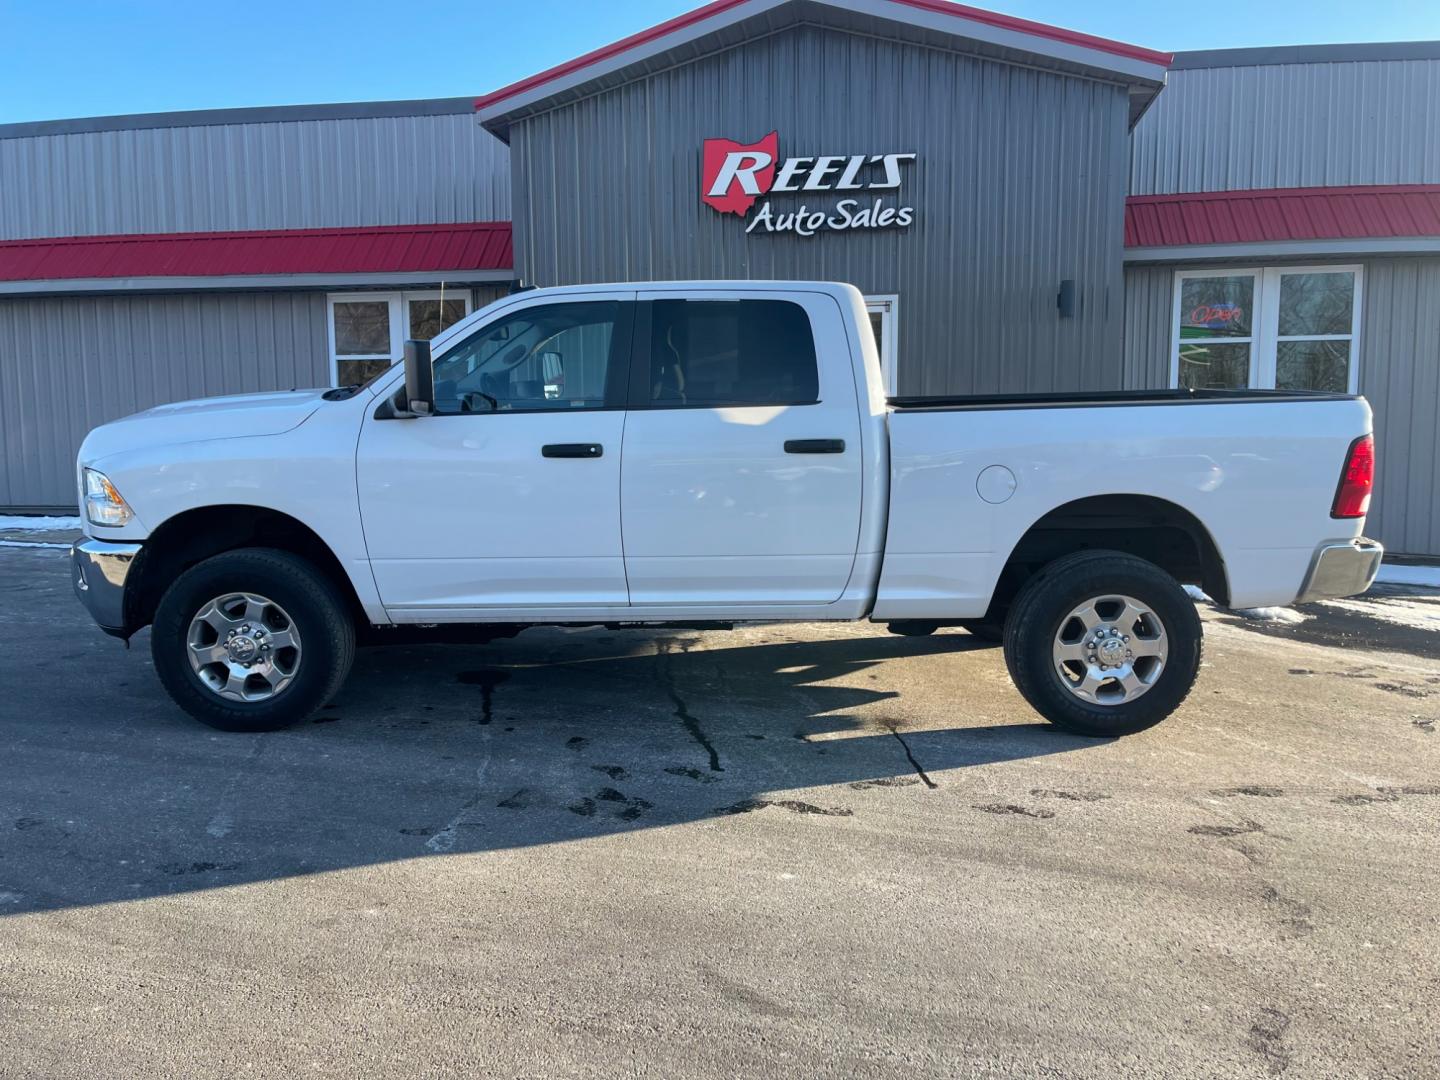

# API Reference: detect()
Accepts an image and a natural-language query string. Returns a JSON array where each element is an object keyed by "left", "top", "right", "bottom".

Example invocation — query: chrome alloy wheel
[
  {"left": 1051, "top": 594, "right": 1168, "bottom": 706},
  {"left": 186, "top": 592, "right": 302, "bottom": 702}
]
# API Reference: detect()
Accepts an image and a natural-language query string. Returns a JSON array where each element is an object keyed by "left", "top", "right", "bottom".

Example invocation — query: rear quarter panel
[{"left": 874, "top": 397, "right": 1373, "bottom": 616}]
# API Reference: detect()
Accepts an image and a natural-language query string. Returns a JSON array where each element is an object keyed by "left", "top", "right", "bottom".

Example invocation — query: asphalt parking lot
[{"left": 1, "top": 539, "right": 1437, "bottom": 1078}]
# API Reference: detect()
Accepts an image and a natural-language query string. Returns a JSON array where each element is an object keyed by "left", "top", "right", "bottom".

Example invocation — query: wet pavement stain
[
  {"left": 591, "top": 765, "right": 628, "bottom": 780},
  {"left": 565, "top": 737, "right": 589, "bottom": 751},
  {"left": 457, "top": 669, "right": 511, "bottom": 724},
  {"left": 1245, "top": 1007, "right": 1293, "bottom": 1076},
  {"left": 849, "top": 777, "right": 921, "bottom": 790},
  {"left": 1211, "top": 786, "right": 1284, "bottom": 798},
  {"left": 973, "top": 803, "right": 1055, "bottom": 819},
  {"left": 1188, "top": 820, "right": 1264, "bottom": 838},
  {"left": 1373, "top": 681, "right": 1433, "bottom": 699},
  {"left": 714, "top": 799, "right": 853, "bottom": 818},
  {"left": 1259, "top": 884, "right": 1315, "bottom": 939},
  {"left": 1030, "top": 788, "right": 1111, "bottom": 802}
]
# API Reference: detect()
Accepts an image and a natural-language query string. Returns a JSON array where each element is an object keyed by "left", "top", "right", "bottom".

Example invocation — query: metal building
[
  {"left": 1123, "top": 42, "right": 1440, "bottom": 558},
  {"left": 1, "top": 0, "right": 1437, "bottom": 558}
]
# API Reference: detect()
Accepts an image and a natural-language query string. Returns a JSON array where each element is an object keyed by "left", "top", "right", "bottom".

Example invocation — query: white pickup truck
[{"left": 72, "top": 281, "right": 1382, "bottom": 737}]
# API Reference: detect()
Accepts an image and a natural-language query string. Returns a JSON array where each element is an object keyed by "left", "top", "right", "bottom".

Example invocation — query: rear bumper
[
  {"left": 1295, "top": 537, "right": 1383, "bottom": 605},
  {"left": 72, "top": 538, "right": 143, "bottom": 636}
]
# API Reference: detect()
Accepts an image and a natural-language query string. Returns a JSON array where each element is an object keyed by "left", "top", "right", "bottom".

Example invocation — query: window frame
[
  {"left": 327, "top": 289, "right": 473, "bottom": 385},
  {"left": 1170, "top": 266, "right": 1363, "bottom": 394},
  {"left": 625, "top": 297, "right": 824, "bottom": 411},
  {"left": 865, "top": 294, "right": 900, "bottom": 396}
]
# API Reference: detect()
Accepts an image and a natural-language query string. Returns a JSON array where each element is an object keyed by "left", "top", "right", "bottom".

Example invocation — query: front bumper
[
  {"left": 1295, "top": 537, "right": 1384, "bottom": 604},
  {"left": 72, "top": 538, "right": 143, "bottom": 635}
]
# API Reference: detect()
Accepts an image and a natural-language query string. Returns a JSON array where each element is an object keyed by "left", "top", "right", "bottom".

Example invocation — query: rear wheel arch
[
  {"left": 987, "top": 494, "right": 1229, "bottom": 621},
  {"left": 127, "top": 505, "right": 366, "bottom": 633}
]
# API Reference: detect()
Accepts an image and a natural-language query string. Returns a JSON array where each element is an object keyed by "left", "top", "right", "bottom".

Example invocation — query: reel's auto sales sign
[{"left": 702, "top": 131, "right": 916, "bottom": 237}]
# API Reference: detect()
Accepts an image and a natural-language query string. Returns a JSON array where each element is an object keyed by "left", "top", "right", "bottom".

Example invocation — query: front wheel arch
[{"left": 125, "top": 505, "right": 367, "bottom": 635}]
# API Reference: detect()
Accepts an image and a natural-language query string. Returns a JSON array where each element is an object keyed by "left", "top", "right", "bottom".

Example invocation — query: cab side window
[
  {"left": 645, "top": 300, "right": 819, "bottom": 407},
  {"left": 431, "top": 301, "right": 621, "bottom": 414}
]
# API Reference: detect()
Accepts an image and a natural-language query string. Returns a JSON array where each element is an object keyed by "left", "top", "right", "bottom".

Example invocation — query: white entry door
[{"left": 356, "top": 292, "right": 635, "bottom": 617}]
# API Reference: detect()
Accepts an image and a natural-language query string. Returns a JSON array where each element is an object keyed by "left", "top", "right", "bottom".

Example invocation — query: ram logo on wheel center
[{"left": 701, "top": 130, "right": 918, "bottom": 237}]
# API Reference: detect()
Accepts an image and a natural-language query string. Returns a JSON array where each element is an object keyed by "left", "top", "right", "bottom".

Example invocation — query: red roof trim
[
  {"left": 1125, "top": 185, "right": 1440, "bottom": 248},
  {"left": 474, "top": 0, "right": 1170, "bottom": 113},
  {"left": 0, "top": 222, "right": 514, "bottom": 283}
]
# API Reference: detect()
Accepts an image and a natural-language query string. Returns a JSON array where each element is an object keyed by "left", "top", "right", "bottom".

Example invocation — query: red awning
[
  {"left": 0, "top": 222, "right": 513, "bottom": 283},
  {"left": 1125, "top": 185, "right": 1440, "bottom": 249}
]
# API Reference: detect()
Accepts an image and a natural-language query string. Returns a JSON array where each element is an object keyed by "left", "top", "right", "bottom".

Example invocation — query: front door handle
[
  {"left": 784, "top": 439, "right": 846, "bottom": 454},
  {"left": 542, "top": 443, "right": 604, "bottom": 459}
]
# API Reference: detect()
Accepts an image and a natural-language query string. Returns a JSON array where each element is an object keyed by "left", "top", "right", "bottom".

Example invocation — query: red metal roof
[
  {"left": 1125, "top": 186, "right": 1440, "bottom": 249},
  {"left": 474, "top": 0, "right": 1171, "bottom": 113},
  {"left": 0, "top": 222, "right": 513, "bottom": 282}
]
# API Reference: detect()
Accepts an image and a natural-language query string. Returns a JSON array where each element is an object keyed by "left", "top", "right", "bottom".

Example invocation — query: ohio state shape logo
[{"left": 701, "top": 132, "right": 917, "bottom": 237}]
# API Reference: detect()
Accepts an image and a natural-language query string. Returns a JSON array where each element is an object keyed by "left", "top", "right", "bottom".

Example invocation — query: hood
[{"left": 79, "top": 389, "right": 330, "bottom": 465}]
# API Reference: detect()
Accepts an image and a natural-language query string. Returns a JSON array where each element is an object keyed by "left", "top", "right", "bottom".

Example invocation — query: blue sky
[{"left": 2, "top": 0, "right": 1437, "bottom": 124}]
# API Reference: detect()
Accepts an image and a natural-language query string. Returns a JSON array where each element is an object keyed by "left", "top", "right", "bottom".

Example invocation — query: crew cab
[{"left": 72, "top": 281, "right": 1382, "bottom": 736}]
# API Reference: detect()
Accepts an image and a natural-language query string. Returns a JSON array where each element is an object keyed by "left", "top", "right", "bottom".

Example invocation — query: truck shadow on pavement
[{"left": 2, "top": 549, "right": 1102, "bottom": 914}]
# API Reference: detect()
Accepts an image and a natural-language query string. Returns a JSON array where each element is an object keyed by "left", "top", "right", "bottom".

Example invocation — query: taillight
[{"left": 1331, "top": 433, "right": 1375, "bottom": 519}]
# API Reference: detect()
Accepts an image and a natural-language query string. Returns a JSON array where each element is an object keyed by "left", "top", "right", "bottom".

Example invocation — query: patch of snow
[
  {"left": 1231, "top": 606, "right": 1310, "bottom": 624},
  {"left": 1375, "top": 563, "right": 1440, "bottom": 589},
  {"left": 0, "top": 514, "right": 81, "bottom": 530},
  {"left": 1183, "top": 584, "right": 1213, "bottom": 603},
  {"left": 0, "top": 539, "right": 70, "bottom": 550}
]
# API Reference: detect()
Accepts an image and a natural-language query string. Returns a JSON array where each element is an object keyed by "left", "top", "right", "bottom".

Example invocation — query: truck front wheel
[
  {"left": 150, "top": 548, "right": 356, "bottom": 732},
  {"left": 1002, "top": 550, "right": 1202, "bottom": 737}
]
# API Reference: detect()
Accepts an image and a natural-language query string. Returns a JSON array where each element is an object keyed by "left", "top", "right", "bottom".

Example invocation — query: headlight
[{"left": 83, "top": 468, "right": 134, "bottom": 527}]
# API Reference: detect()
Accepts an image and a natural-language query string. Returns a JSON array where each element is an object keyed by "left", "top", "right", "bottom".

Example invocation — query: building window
[
  {"left": 1172, "top": 267, "right": 1361, "bottom": 393},
  {"left": 865, "top": 295, "right": 899, "bottom": 395},
  {"left": 327, "top": 289, "right": 472, "bottom": 386}
]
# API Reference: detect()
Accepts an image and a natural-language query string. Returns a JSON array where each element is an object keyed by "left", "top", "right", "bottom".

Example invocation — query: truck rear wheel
[
  {"left": 150, "top": 548, "right": 355, "bottom": 732},
  {"left": 1002, "top": 550, "right": 1202, "bottom": 737}
]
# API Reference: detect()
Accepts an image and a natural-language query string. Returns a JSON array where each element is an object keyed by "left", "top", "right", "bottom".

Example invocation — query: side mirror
[{"left": 402, "top": 339, "right": 434, "bottom": 416}]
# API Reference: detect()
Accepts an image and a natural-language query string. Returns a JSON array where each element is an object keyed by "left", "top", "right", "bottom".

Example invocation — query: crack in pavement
[
  {"left": 884, "top": 723, "right": 937, "bottom": 788},
  {"left": 655, "top": 639, "right": 722, "bottom": 772}
]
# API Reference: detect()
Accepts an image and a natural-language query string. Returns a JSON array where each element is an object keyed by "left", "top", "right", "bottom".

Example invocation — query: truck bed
[{"left": 888, "top": 388, "right": 1357, "bottom": 412}]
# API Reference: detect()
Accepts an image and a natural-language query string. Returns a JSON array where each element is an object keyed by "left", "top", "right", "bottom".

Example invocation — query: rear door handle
[
  {"left": 542, "top": 443, "right": 604, "bottom": 459},
  {"left": 784, "top": 439, "right": 846, "bottom": 454}
]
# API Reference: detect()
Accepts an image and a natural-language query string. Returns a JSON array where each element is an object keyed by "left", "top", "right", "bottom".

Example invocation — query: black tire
[
  {"left": 1002, "top": 550, "right": 1202, "bottom": 737},
  {"left": 958, "top": 619, "right": 1004, "bottom": 643},
  {"left": 151, "top": 548, "right": 355, "bottom": 732}
]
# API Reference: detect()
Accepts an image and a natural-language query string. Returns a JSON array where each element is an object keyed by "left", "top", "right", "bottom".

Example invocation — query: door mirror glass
[{"left": 402, "top": 339, "right": 434, "bottom": 415}]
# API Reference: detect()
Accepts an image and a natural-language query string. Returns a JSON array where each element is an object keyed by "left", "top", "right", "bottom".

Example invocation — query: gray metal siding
[
  {"left": 1359, "top": 257, "right": 1440, "bottom": 556},
  {"left": 1120, "top": 258, "right": 1440, "bottom": 556},
  {"left": 0, "top": 292, "right": 329, "bottom": 508},
  {"left": 510, "top": 23, "right": 1132, "bottom": 396},
  {"left": 0, "top": 114, "right": 511, "bottom": 240},
  {"left": 1120, "top": 265, "right": 1173, "bottom": 389},
  {"left": 1130, "top": 60, "right": 1440, "bottom": 195}
]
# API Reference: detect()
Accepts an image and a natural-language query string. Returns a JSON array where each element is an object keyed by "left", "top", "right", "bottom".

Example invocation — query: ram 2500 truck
[{"left": 72, "top": 281, "right": 1382, "bottom": 737}]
